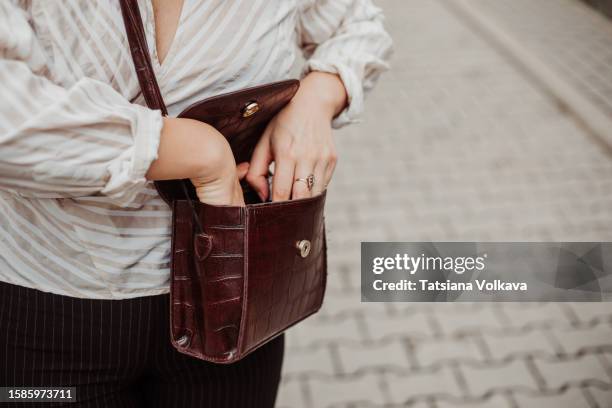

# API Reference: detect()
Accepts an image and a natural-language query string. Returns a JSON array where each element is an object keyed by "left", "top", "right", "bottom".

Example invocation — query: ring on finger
[{"left": 294, "top": 174, "right": 315, "bottom": 191}]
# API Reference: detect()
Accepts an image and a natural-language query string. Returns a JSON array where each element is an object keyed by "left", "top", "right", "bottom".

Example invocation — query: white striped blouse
[{"left": 0, "top": 0, "right": 392, "bottom": 299}]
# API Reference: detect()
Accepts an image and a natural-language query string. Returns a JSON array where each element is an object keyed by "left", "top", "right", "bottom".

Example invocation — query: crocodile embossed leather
[{"left": 120, "top": 0, "right": 327, "bottom": 364}]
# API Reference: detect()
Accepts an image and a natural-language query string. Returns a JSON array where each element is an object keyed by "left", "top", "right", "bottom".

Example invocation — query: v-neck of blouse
[{"left": 144, "top": 0, "right": 187, "bottom": 82}]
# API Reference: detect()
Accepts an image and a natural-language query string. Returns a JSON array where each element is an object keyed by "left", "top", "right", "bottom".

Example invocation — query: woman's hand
[
  {"left": 190, "top": 161, "right": 248, "bottom": 206},
  {"left": 146, "top": 117, "right": 246, "bottom": 206},
  {"left": 246, "top": 72, "right": 348, "bottom": 201}
]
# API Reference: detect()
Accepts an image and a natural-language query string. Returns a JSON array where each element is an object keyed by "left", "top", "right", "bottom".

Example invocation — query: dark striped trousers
[{"left": 0, "top": 281, "right": 284, "bottom": 407}]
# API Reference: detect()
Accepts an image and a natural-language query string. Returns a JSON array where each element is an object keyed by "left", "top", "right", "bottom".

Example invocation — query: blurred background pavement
[{"left": 277, "top": 0, "right": 612, "bottom": 407}]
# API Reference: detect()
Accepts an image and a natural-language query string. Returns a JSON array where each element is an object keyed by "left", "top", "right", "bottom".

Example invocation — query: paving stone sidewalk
[{"left": 277, "top": 1, "right": 612, "bottom": 407}]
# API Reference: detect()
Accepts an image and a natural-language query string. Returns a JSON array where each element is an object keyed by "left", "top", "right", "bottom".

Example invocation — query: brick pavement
[
  {"left": 276, "top": 1, "right": 612, "bottom": 407},
  {"left": 472, "top": 0, "right": 612, "bottom": 119}
]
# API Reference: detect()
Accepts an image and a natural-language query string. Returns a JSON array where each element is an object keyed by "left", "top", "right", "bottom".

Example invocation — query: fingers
[
  {"left": 245, "top": 130, "right": 272, "bottom": 201},
  {"left": 272, "top": 155, "right": 295, "bottom": 201},
  {"left": 311, "top": 160, "right": 327, "bottom": 196},
  {"left": 322, "top": 150, "right": 338, "bottom": 192},
  {"left": 236, "top": 162, "right": 249, "bottom": 180},
  {"left": 292, "top": 160, "right": 315, "bottom": 199},
  {"left": 274, "top": 146, "right": 337, "bottom": 201},
  {"left": 261, "top": 114, "right": 338, "bottom": 201}
]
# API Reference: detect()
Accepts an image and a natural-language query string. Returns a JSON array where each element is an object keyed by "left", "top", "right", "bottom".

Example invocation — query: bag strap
[{"left": 119, "top": 0, "right": 168, "bottom": 115}]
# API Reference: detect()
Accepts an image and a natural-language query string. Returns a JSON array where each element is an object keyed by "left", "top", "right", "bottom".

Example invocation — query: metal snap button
[
  {"left": 296, "top": 240, "right": 311, "bottom": 258},
  {"left": 176, "top": 334, "right": 190, "bottom": 347},
  {"left": 242, "top": 101, "right": 260, "bottom": 118}
]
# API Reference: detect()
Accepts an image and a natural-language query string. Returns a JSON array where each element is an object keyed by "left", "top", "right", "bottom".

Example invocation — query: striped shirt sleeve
[
  {"left": 298, "top": 0, "right": 393, "bottom": 128},
  {"left": 0, "top": 2, "right": 163, "bottom": 207}
]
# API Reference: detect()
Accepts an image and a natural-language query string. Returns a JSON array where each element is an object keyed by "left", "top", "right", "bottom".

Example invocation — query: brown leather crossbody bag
[{"left": 119, "top": 0, "right": 327, "bottom": 364}]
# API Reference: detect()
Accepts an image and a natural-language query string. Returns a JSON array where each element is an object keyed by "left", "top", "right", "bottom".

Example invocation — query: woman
[{"left": 0, "top": 0, "right": 391, "bottom": 407}]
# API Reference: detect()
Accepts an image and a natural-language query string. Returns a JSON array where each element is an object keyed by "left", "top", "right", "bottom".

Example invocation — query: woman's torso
[{"left": 0, "top": 0, "right": 303, "bottom": 299}]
